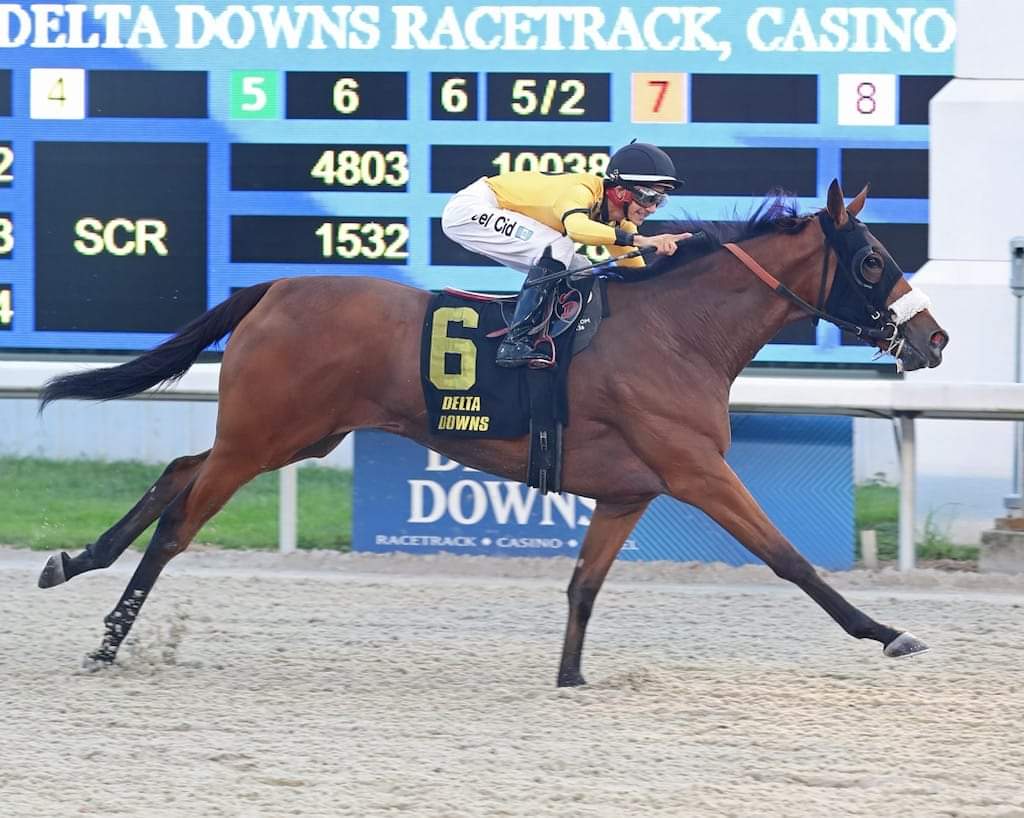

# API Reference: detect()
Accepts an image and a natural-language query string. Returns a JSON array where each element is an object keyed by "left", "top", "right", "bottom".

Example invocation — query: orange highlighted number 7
[{"left": 648, "top": 80, "right": 669, "bottom": 113}]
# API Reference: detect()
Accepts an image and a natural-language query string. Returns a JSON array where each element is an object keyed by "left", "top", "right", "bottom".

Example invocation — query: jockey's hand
[{"left": 634, "top": 232, "right": 693, "bottom": 256}]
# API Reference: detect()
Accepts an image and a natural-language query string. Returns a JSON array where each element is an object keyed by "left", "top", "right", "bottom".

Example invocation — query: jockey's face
[
  {"left": 626, "top": 196, "right": 660, "bottom": 225},
  {"left": 609, "top": 184, "right": 671, "bottom": 226}
]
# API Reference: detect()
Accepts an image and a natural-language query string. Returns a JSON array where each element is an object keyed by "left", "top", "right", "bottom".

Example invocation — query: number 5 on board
[{"left": 230, "top": 71, "right": 279, "bottom": 119}]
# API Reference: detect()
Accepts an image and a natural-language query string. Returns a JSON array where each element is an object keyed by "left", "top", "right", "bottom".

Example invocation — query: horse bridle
[{"left": 723, "top": 212, "right": 909, "bottom": 344}]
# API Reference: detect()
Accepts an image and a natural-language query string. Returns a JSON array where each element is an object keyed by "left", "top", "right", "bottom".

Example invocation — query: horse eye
[{"left": 857, "top": 253, "right": 885, "bottom": 285}]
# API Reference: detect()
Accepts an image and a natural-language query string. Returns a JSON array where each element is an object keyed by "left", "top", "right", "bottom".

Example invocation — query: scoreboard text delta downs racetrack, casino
[{"left": 0, "top": 5, "right": 955, "bottom": 57}]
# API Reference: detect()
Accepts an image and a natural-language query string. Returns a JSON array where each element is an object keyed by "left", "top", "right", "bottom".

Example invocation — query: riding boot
[{"left": 496, "top": 255, "right": 565, "bottom": 368}]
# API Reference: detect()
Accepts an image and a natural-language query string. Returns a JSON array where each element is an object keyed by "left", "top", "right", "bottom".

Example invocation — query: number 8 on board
[{"left": 837, "top": 74, "right": 896, "bottom": 127}]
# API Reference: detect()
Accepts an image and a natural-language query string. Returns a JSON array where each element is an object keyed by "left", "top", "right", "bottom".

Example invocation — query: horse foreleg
[
  {"left": 557, "top": 500, "right": 650, "bottom": 687},
  {"left": 38, "top": 451, "right": 210, "bottom": 589},
  {"left": 682, "top": 456, "right": 927, "bottom": 658},
  {"left": 86, "top": 449, "right": 257, "bottom": 666}
]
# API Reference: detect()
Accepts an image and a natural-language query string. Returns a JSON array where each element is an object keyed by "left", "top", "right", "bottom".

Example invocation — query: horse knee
[
  {"left": 768, "top": 548, "right": 817, "bottom": 585},
  {"left": 159, "top": 540, "right": 189, "bottom": 561}
]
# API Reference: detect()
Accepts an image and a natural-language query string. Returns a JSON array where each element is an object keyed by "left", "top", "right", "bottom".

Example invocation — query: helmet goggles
[{"left": 629, "top": 184, "right": 669, "bottom": 208}]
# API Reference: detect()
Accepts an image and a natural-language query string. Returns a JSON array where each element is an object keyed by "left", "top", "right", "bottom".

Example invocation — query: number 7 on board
[{"left": 631, "top": 73, "right": 687, "bottom": 123}]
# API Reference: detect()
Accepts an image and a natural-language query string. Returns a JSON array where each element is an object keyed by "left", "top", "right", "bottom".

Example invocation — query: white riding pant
[{"left": 441, "top": 178, "right": 589, "bottom": 274}]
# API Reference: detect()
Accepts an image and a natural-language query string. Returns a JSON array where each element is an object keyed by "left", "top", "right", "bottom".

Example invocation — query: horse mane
[{"left": 632, "top": 192, "right": 815, "bottom": 281}]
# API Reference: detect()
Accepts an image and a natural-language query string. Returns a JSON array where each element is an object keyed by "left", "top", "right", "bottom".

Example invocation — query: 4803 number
[{"left": 310, "top": 149, "right": 409, "bottom": 188}]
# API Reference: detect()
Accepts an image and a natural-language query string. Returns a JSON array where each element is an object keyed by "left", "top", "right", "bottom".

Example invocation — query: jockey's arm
[
  {"left": 604, "top": 221, "right": 646, "bottom": 269},
  {"left": 556, "top": 186, "right": 689, "bottom": 269},
  {"left": 556, "top": 186, "right": 649, "bottom": 269}
]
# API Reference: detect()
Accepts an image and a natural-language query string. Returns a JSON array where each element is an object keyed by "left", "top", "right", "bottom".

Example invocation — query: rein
[
  {"left": 523, "top": 247, "right": 655, "bottom": 288},
  {"left": 524, "top": 232, "right": 709, "bottom": 288},
  {"left": 723, "top": 237, "right": 898, "bottom": 343}
]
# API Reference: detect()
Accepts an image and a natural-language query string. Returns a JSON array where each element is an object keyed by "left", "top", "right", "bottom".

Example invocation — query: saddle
[
  {"left": 445, "top": 275, "right": 606, "bottom": 364},
  {"left": 420, "top": 277, "right": 608, "bottom": 493}
]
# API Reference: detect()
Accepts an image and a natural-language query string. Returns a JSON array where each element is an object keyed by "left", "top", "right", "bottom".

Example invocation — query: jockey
[{"left": 441, "top": 141, "right": 691, "bottom": 367}]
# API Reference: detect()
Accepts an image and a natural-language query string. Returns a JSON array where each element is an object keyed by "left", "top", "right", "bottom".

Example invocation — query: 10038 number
[
  {"left": 310, "top": 149, "right": 409, "bottom": 188},
  {"left": 314, "top": 221, "right": 409, "bottom": 261},
  {"left": 491, "top": 150, "right": 608, "bottom": 176}
]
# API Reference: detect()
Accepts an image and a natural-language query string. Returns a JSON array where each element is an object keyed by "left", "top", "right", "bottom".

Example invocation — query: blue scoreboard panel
[{"left": 0, "top": 1, "right": 955, "bottom": 366}]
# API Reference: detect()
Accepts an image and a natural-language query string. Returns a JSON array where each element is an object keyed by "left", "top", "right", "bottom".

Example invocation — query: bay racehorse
[{"left": 37, "top": 180, "right": 948, "bottom": 684}]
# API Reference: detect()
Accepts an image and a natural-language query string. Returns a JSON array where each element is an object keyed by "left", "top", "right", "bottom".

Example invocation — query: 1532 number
[{"left": 314, "top": 221, "right": 408, "bottom": 261}]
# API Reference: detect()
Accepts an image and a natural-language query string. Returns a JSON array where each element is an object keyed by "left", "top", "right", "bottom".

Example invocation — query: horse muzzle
[{"left": 898, "top": 327, "right": 949, "bottom": 371}]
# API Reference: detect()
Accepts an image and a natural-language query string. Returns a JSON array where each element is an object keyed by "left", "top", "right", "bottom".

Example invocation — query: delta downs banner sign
[{"left": 353, "top": 414, "right": 855, "bottom": 569}]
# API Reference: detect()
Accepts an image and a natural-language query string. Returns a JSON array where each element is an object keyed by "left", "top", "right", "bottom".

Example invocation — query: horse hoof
[
  {"left": 37, "top": 553, "right": 67, "bottom": 589},
  {"left": 80, "top": 650, "right": 116, "bottom": 673},
  {"left": 884, "top": 631, "right": 930, "bottom": 659},
  {"left": 557, "top": 672, "right": 587, "bottom": 688}
]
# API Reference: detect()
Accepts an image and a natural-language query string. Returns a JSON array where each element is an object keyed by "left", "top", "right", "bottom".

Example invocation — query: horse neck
[{"left": 619, "top": 225, "right": 825, "bottom": 383}]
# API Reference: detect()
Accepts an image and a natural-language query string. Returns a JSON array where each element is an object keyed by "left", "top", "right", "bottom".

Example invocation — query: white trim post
[
  {"left": 898, "top": 415, "right": 916, "bottom": 572},
  {"left": 279, "top": 463, "right": 298, "bottom": 554}
]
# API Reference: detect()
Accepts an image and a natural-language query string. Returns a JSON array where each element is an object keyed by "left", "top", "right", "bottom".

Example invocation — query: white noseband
[{"left": 888, "top": 288, "right": 931, "bottom": 325}]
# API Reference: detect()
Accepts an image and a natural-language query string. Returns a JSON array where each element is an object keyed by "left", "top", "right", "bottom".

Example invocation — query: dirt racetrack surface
[{"left": 1, "top": 546, "right": 1022, "bottom": 818}]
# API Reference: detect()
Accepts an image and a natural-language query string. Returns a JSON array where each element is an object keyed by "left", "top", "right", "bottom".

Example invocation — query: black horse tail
[{"left": 40, "top": 281, "right": 275, "bottom": 411}]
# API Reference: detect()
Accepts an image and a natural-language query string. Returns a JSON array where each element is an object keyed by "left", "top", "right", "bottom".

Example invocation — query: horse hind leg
[
  {"left": 680, "top": 454, "right": 927, "bottom": 658},
  {"left": 86, "top": 448, "right": 260, "bottom": 666},
  {"left": 38, "top": 432, "right": 348, "bottom": 590},
  {"left": 38, "top": 451, "right": 210, "bottom": 589}
]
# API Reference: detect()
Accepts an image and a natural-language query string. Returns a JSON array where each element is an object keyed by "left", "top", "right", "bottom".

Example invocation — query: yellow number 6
[{"left": 429, "top": 307, "right": 478, "bottom": 390}]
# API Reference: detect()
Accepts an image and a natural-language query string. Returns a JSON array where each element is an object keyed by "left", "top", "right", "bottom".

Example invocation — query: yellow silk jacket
[{"left": 484, "top": 172, "right": 644, "bottom": 268}]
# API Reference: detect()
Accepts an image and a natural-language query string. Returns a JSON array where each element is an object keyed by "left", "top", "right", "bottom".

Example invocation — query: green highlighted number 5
[
  {"left": 429, "top": 307, "right": 478, "bottom": 390},
  {"left": 231, "top": 71, "right": 279, "bottom": 120}
]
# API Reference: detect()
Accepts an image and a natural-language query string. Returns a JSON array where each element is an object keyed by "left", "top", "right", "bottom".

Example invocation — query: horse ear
[
  {"left": 826, "top": 179, "right": 848, "bottom": 226},
  {"left": 847, "top": 184, "right": 870, "bottom": 218}
]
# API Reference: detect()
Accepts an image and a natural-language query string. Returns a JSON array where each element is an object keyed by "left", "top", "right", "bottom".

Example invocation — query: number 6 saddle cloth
[{"left": 419, "top": 278, "right": 605, "bottom": 440}]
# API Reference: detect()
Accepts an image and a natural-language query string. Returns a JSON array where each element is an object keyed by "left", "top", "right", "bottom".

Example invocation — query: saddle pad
[
  {"left": 420, "top": 292, "right": 531, "bottom": 438},
  {"left": 420, "top": 290, "right": 581, "bottom": 438}
]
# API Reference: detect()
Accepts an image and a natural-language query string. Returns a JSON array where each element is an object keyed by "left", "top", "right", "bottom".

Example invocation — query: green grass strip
[
  {"left": 0, "top": 457, "right": 351, "bottom": 551},
  {"left": 0, "top": 458, "right": 976, "bottom": 561}
]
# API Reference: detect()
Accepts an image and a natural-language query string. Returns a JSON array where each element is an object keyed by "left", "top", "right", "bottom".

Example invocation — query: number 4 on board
[{"left": 30, "top": 68, "right": 85, "bottom": 119}]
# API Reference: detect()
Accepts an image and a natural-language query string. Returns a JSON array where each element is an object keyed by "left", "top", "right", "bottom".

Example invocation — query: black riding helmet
[{"left": 605, "top": 141, "right": 682, "bottom": 191}]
